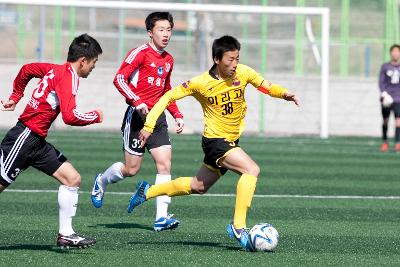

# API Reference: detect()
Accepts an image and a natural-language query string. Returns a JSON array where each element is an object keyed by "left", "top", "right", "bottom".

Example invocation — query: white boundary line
[{"left": 5, "top": 189, "right": 400, "bottom": 200}]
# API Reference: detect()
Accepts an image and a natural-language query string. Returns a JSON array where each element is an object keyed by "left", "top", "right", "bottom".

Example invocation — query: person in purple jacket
[{"left": 379, "top": 44, "right": 400, "bottom": 152}]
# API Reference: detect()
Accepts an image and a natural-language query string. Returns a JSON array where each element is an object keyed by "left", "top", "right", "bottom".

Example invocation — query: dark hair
[
  {"left": 145, "top": 12, "right": 174, "bottom": 31},
  {"left": 67, "top": 33, "right": 102, "bottom": 62},
  {"left": 390, "top": 44, "right": 400, "bottom": 52},
  {"left": 212, "top": 35, "right": 241, "bottom": 62}
]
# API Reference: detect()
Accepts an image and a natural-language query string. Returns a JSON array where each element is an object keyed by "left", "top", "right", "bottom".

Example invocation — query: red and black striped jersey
[
  {"left": 113, "top": 43, "right": 183, "bottom": 119},
  {"left": 9, "top": 62, "right": 101, "bottom": 138}
]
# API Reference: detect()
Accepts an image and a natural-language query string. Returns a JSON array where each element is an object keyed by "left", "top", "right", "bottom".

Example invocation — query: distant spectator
[{"left": 379, "top": 44, "right": 400, "bottom": 152}]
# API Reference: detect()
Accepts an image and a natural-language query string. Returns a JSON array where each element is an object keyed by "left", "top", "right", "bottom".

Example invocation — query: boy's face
[
  {"left": 79, "top": 57, "right": 98, "bottom": 78},
  {"left": 390, "top": 47, "right": 400, "bottom": 62},
  {"left": 148, "top": 20, "right": 172, "bottom": 50},
  {"left": 215, "top": 50, "right": 240, "bottom": 78}
]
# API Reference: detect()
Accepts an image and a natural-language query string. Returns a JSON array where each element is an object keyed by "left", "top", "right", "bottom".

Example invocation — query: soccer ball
[{"left": 249, "top": 223, "right": 279, "bottom": 252}]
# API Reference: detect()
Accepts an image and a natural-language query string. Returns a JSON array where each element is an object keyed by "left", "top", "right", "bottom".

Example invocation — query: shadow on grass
[
  {"left": 0, "top": 244, "right": 95, "bottom": 254},
  {"left": 128, "top": 240, "right": 239, "bottom": 251},
  {"left": 95, "top": 222, "right": 153, "bottom": 231}
]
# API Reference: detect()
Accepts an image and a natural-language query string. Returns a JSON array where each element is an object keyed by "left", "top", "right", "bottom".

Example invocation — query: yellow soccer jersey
[{"left": 143, "top": 64, "right": 285, "bottom": 141}]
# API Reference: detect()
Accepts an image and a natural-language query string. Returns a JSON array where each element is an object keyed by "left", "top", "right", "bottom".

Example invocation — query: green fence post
[
  {"left": 69, "top": 7, "right": 76, "bottom": 41},
  {"left": 339, "top": 0, "right": 350, "bottom": 76},
  {"left": 259, "top": 0, "right": 268, "bottom": 134},
  {"left": 54, "top": 6, "right": 62, "bottom": 63},
  {"left": 384, "top": 0, "right": 393, "bottom": 61},
  {"left": 16, "top": 5, "right": 25, "bottom": 63},
  {"left": 295, "top": 0, "right": 305, "bottom": 75},
  {"left": 392, "top": 0, "right": 399, "bottom": 43}
]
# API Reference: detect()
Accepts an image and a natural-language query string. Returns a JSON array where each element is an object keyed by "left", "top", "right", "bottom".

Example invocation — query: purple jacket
[{"left": 379, "top": 62, "right": 400, "bottom": 102}]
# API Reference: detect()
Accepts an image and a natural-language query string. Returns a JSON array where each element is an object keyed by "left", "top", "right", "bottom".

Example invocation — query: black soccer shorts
[
  {"left": 382, "top": 102, "right": 400, "bottom": 119},
  {"left": 201, "top": 136, "right": 240, "bottom": 176},
  {"left": 0, "top": 121, "right": 67, "bottom": 186},
  {"left": 121, "top": 106, "right": 171, "bottom": 156}
]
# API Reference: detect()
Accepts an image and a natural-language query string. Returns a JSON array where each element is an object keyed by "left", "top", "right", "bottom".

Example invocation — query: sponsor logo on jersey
[
  {"left": 182, "top": 80, "right": 191, "bottom": 88},
  {"left": 165, "top": 63, "right": 171, "bottom": 72},
  {"left": 157, "top": 66, "right": 164, "bottom": 77},
  {"left": 150, "top": 62, "right": 156, "bottom": 67}
]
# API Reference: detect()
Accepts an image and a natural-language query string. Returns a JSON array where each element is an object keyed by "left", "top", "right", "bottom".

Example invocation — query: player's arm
[
  {"left": 258, "top": 80, "right": 299, "bottom": 106},
  {"left": 139, "top": 81, "right": 196, "bottom": 145},
  {"left": 56, "top": 75, "right": 102, "bottom": 126},
  {"left": 164, "top": 66, "right": 185, "bottom": 133},
  {"left": 2, "top": 63, "right": 55, "bottom": 111},
  {"left": 113, "top": 51, "right": 146, "bottom": 111}
]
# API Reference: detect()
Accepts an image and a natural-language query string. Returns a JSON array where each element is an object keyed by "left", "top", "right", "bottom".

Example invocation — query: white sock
[
  {"left": 155, "top": 174, "right": 171, "bottom": 220},
  {"left": 101, "top": 162, "right": 124, "bottom": 186},
  {"left": 58, "top": 185, "right": 78, "bottom": 236}
]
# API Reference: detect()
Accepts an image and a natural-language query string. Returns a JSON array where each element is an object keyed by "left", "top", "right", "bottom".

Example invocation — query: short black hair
[
  {"left": 212, "top": 35, "right": 241, "bottom": 62},
  {"left": 67, "top": 33, "right": 102, "bottom": 62},
  {"left": 145, "top": 12, "right": 174, "bottom": 31},
  {"left": 390, "top": 44, "right": 400, "bottom": 52}
]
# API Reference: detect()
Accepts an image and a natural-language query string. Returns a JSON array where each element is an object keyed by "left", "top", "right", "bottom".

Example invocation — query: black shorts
[
  {"left": 121, "top": 106, "right": 171, "bottom": 156},
  {"left": 202, "top": 136, "right": 240, "bottom": 176},
  {"left": 0, "top": 121, "right": 67, "bottom": 186},
  {"left": 382, "top": 102, "right": 400, "bottom": 118}
]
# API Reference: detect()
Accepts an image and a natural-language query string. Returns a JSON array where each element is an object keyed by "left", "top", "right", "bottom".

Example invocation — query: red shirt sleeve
[
  {"left": 113, "top": 49, "right": 144, "bottom": 107},
  {"left": 56, "top": 69, "right": 100, "bottom": 126},
  {"left": 10, "top": 62, "right": 56, "bottom": 104},
  {"left": 165, "top": 65, "right": 183, "bottom": 119}
]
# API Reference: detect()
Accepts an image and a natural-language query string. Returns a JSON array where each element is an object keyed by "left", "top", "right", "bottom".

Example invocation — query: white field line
[{"left": 4, "top": 189, "right": 400, "bottom": 200}]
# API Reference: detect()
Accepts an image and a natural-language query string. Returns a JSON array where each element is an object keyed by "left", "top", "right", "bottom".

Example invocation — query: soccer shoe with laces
[
  {"left": 91, "top": 173, "right": 105, "bottom": 208},
  {"left": 57, "top": 233, "right": 96, "bottom": 249},
  {"left": 154, "top": 214, "right": 180, "bottom": 231},
  {"left": 226, "top": 223, "right": 255, "bottom": 251},
  {"left": 127, "top": 180, "right": 149, "bottom": 213}
]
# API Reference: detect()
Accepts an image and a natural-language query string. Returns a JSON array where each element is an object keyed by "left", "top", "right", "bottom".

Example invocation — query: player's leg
[
  {"left": 393, "top": 103, "right": 400, "bottom": 151},
  {"left": 31, "top": 141, "right": 95, "bottom": 249},
  {"left": 52, "top": 162, "right": 96, "bottom": 248},
  {"left": 220, "top": 147, "right": 260, "bottom": 251},
  {"left": 149, "top": 145, "right": 179, "bottom": 231},
  {"left": 0, "top": 184, "right": 5, "bottom": 193},
  {"left": 381, "top": 104, "right": 391, "bottom": 152},
  {"left": 127, "top": 164, "right": 220, "bottom": 213},
  {"left": 91, "top": 106, "right": 143, "bottom": 208}
]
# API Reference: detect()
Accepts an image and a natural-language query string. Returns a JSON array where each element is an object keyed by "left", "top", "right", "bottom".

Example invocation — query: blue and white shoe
[
  {"left": 127, "top": 180, "right": 149, "bottom": 213},
  {"left": 226, "top": 223, "right": 255, "bottom": 251},
  {"left": 91, "top": 173, "right": 105, "bottom": 208},
  {"left": 154, "top": 214, "right": 180, "bottom": 231}
]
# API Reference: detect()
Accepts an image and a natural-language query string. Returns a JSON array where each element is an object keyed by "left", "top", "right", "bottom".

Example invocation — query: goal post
[{"left": 0, "top": 0, "right": 330, "bottom": 138}]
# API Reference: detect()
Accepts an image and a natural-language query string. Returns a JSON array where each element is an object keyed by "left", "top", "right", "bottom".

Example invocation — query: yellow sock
[
  {"left": 146, "top": 177, "right": 192, "bottom": 200},
  {"left": 233, "top": 174, "right": 257, "bottom": 229}
]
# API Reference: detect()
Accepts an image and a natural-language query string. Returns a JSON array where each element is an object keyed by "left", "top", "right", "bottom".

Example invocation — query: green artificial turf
[{"left": 1, "top": 130, "right": 399, "bottom": 266}]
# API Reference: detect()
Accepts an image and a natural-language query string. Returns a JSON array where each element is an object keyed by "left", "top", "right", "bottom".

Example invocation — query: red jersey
[
  {"left": 9, "top": 62, "right": 101, "bottom": 138},
  {"left": 113, "top": 43, "right": 183, "bottom": 119}
]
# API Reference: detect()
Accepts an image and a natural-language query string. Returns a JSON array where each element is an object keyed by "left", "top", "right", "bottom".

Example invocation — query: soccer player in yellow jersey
[{"left": 127, "top": 35, "right": 299, "bottom": 251}]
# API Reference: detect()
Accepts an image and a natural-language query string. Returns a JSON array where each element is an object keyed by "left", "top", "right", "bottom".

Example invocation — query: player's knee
[
  {"left": 155, "top": 162, "right": 171, "bottom": 174},
  {"left": 245, "top": 163, "right": 260, "bottom": 177},
  {"left": 64, "top": 173, "right": 81, "bottom": 187},
  {"left": 190, "top": 179, "right": 208, "bottom": 195},
  {"left": 125, "top": 165, "right": 141, "bottom": 177}
]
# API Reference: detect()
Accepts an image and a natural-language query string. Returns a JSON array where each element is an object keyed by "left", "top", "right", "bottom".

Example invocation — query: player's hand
[
  {"left": 175, "top": 118, "right": 184, "bottom": 134},
  {"left": 283, "top": 92, "right": 300, "bottom": 106},
  {"left": 138, "top": 129, "right": 152, "bottom": 148},
  {"left": 96, "top": 109, "right": 104, "bottom": 122},
  {"left": 136, "top": 103, "right": 149, "bottom": 118},
  {"left": 1, "top": 99, "right": 16, "bottom": 111}
]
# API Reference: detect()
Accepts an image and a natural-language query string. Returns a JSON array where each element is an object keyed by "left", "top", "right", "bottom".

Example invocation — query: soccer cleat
[
  {"left": 91, "top": 173, "right": 105, "bottom": 208},
  {"left": 395, "top": 143, "right": 400, "bottom": 152},
  {"left": 56, "top": 233, "right": 96, "bottom": 249},
  {"left": 226, "top": 223, "right": 255, "bottom": 251},
  {"left": 154, "top": 214, "right": 180, "bottom": 231},
  {"left": 127, "top": 180, "right": 149, "bottom": 213},
  {"left": 380, "top": 142, "right": 389, "bottom": 152}
]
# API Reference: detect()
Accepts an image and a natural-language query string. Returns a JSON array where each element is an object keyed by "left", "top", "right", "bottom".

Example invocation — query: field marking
[{"left": 5, "top": 189, "right": 400, "bottom": 200}]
